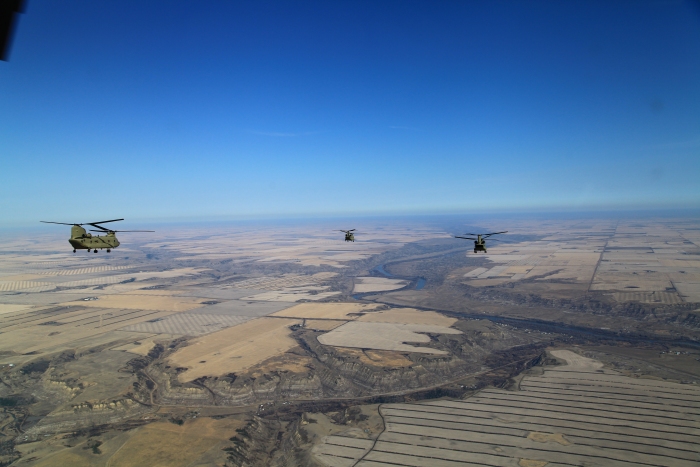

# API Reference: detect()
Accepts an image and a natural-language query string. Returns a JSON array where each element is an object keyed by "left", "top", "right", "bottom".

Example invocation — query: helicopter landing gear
[
  {"left": 94, "top": 249, "right": 98, "bottom": 253},
  {"left": 474, "top": 249, "right": 477, "bottom": 253},
  {"left": 73, "top": 249, "right": 76, "bottom": 253},
  {"left": 87, "top": 249, "right": 91, "bottom": 253},
  {"left": 107, "top": 249, "right": 111, "bottom": 253}
]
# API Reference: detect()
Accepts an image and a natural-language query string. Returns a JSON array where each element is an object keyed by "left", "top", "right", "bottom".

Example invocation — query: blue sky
[{"left": 1, "top": 1, "right": 699, "bottom": 225}]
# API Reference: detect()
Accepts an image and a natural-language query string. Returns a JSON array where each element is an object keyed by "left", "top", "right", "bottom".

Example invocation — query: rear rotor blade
[
  {"left": 455, "top": 236, "right": 477, "bottom": 240},
  {"left": 89, "top": 229, "right": 154, "bottom": 233},
  {"left": 483, "top": 231, "right": 508, "bottom": 237},
  {"left": 88, "top": 219, "right": 124, "bottom": 226},
  {"left": 41, "top": 221, "right": 78, "bottom": 226},
  {"left": 90, "top": 219, "right": 124, "bottom": 225}
]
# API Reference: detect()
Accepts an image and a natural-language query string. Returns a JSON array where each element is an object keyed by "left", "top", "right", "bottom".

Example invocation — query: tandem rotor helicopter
[
  {"left": 41, "top": 219, "right": 153, "bottom": 253},
  {"left": 455, "top": 231, "right": 508, "bottom": 253},
  {"left": 337, "top": 229, "right": 356, "bottom": 242}
]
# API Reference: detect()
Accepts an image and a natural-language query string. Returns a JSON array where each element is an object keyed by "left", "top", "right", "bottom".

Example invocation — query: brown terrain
[{"left": 0, "top": 217, "right": 698, "bottom": 466}]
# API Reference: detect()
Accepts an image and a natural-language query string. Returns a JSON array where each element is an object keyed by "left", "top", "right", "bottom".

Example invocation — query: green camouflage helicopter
[
  {"left": 455, "top": 231, "right": 508, "bottom": 253},
  {"left": 41, "top": 219, "right": 153, "bottom": 253},
  {"left": 338, "top": 229, "right": 356, "bottom": 242}
]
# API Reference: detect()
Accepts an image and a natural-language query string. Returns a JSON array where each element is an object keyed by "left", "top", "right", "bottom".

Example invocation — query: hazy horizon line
[{"left": 4, "top": 206, "right": 700, "bottom": 232}]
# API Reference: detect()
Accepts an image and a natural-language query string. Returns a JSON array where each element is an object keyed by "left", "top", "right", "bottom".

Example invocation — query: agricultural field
[
  {"left": 167, "top": 317, "right": 302, "bottom": 381},
  {"left": 271, "top": 302, "right": 381, "bottom": 320},
  {"left": 317, "top": 321, "right": 461, "bottom": 354},
  {"left": 450, "top": 218, "right": 700, "bottom": 304},
  {"left": 1, "top": 217, "right": 698, "bottom": 466},
  {"left": 353, "top": 277, "right": 409, "bottom": 293},
  {"left": 313, "top": 349, "right": 700, "bottom": 466}
]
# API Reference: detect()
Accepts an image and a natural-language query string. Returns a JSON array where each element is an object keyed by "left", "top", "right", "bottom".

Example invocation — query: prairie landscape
[
  {"left": 0, "top": 217, "right": 698, "bottom": 466},
  {"left": 5, "top": 1, "right": 699, "bottom": 465},
  {"left": 313, "top": 350, "right": 700, "bottom": 466}
]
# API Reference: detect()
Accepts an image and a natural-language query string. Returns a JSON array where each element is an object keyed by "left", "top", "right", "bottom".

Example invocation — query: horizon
[{"left": 4, "top": 207, "right": 700, "bottom": 233}]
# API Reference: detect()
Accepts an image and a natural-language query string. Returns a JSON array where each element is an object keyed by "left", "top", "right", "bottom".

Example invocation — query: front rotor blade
[
  {"left": 41, "top": 221, "right": 78, "bottom": 226},
  {"left": 455, "top": 236, "right": 477, "bottom": 240},
  {"left": 88, "top": 224, "right": 111, "bottom": 232}
]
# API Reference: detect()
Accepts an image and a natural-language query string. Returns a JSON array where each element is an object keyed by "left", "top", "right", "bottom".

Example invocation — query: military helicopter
[
  {"left": 455, "top": 231, "right": 508, "bottom": 253},
  {"left": 41, "top": 219, "right": 153, "bottom": 253},
  {"left": 337, "top": 229, "right": 356, "bottom": 242}
]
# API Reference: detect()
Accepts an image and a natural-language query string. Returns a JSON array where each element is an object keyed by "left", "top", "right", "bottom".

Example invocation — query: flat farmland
[
  {"left": 140, "top": 223, "right": 447, "bottom": 267},
  {"left": 229, "top": 272, "right": 338, "bottom": 290},
  {"left": 317, "top": 321, "right": 461, "bottom": 354},
  {"left": 120, "top": 312, "right": 253, "bottom": 335},
  {"left": 357, "top": 307, "right": 456, "bottom": 326},
  {"left": 0, "top": 303, "right": 34, "bottom": 315},
  {"left": 314, "top": 349, "right": 700, "bottom": 466},
  {"left": 242, "top": 287, "right": 341, "bottom": 302},
  {"left": 174, "top": 287, "right": 263, "bottom": 300},
  {"left": 0, "top": 304, "right": 179, "bottom": 355},
  {"left": 167, "top": 317, "right": 302, "bottom": 381},
  {"left": 187, "top": 299, "right": 294, "bottom": 317},
  {"left": 271, "top": 302, "right": 381, "bottom": 320},
  {"left": 61, "top": 293, "right": 206, "bottom": 312},
  {"left": 353, "top": 277, "right": 410, "bottom": 293},
  {"left": 451, "top": 218, "right": 700, "bottom": 305}
]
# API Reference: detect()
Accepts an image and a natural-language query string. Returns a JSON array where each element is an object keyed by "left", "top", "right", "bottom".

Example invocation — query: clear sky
[{"left": 1, "top": 1, "right": 699, "bottom": 225}]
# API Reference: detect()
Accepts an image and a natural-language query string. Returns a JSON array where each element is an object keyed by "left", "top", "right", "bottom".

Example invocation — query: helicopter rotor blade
[
  {"left": 41, "top": 221, "right": 79, "bottom": 226},
  {"left": 89, "top": 229, "right": 154, "bottom": 233},
  {"left": 482, "top": 231, "right": 508, "bottom": 237},
  {"left": 455, "top": 236, "right": 477, "bottom": 240},
  {"left": 89, "top": 219, "right": 124, "bottom": 225}
]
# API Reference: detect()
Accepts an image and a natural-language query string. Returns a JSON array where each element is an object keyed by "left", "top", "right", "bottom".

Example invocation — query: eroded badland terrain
[{"left": 1, "top": 217, "right": 699, "bottom": 466}]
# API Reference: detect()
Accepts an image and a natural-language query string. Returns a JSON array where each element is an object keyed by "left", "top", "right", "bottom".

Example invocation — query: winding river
[{"left": 358, "top": 263, "right": 700, "bottom": 350}]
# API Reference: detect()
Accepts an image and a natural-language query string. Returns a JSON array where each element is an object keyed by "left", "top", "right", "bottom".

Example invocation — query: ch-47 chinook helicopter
[
  {"left": 337, "top": 229, "right": 356, "bottom": 242},
  {"left": 455, "top": 231, "right": 508, "bottom": 253},
  {"left": 40, "top": 219, "right": 153, "bottom": 253}
]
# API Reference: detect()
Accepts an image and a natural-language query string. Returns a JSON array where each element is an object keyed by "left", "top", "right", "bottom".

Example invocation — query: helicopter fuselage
[
  {"left": 473, "top": 235, "right": 487, "bottom": 253},
  {"left": 68, "top": 225, "right": 120, "bottom": 251},
  {"left": 473, "top": 240, "right": 487, "bottom": 253},
  {"left": 345, "top": 233, "right": 355, "bottom": 242}
]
